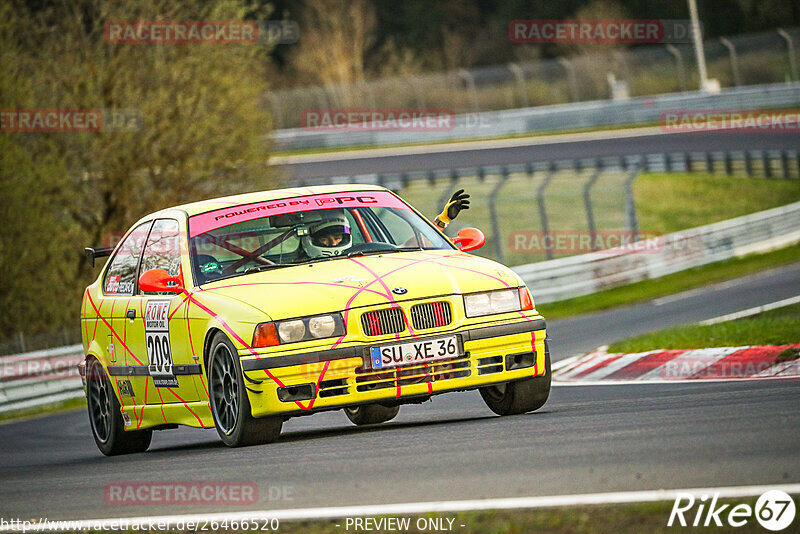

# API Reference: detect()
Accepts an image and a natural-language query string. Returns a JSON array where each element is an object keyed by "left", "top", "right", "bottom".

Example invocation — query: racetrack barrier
[
  {"left": 271, "top": 82, "right": 800, "bottom": 151},
  {"left": 0, "top": 344, "right": 84, "bottom": 414},
  {"left": 515, "top": 200, "right": 800, "bottom": 303},
  {"left": 1, "top": 201, "right": 799, "bottom": 414}
]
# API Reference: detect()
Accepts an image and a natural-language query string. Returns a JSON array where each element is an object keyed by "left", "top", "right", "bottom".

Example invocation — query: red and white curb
[{"left": 553, "top": 344, "right": 800, "bottom": 384}]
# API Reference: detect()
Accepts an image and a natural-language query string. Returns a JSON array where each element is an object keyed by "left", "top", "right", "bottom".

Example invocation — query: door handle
[{"left": 126, "top": 309, "right": 136, "bottom": 320}]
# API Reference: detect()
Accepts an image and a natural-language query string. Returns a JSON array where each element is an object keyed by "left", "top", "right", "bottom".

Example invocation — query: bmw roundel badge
[{"left": 392, "top": 287, "right": 408, "bottom": 295}]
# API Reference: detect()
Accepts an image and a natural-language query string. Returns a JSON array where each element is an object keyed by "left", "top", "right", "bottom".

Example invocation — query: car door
[
  {"left": 132, "top": 218, "right": 202, "bottom": 404},
  {"left": 102, "top": 221, "right": 152, "bottom": 408}
]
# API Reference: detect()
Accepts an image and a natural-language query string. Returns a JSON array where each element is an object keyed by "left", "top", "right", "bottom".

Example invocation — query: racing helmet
[{"left": 302, "top": 212, "right": 352, "bottom": 257}]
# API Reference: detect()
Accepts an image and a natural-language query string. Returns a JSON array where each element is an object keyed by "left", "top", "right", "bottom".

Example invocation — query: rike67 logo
[{"left": 668, "top": 490, "right": 796, "bottom": 531}]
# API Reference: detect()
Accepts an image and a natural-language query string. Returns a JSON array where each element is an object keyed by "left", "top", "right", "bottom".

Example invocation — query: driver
[{"left": 301, "top": 212, "right": 352, "bottom": 258}]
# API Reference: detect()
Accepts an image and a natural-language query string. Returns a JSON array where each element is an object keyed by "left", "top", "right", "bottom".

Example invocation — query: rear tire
[
  {"left": 480, "top": 347, "right": 551, "bottom": 416},
  {"left": 344, "top": 404, "right": 400, "bottom": 426},
  {"left": 86, "top": 358, "right": 152, "bottom": 456},
  {"left": 208, "top": 333, "right": 282, "bottom": 447}
]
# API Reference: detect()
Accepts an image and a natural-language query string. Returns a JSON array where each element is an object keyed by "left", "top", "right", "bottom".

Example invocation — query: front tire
[
  {"left": 208, "top": 333, "right": 282, "bottom": 447},
  {"left": 344, "top": 404, "right": 400, "bottom": 426},
  {"left": 480, "top": 348, "right": 551, "bottom": 416},
  {"left": 86, "top": 358, "right": 152, "bottom": 456}
]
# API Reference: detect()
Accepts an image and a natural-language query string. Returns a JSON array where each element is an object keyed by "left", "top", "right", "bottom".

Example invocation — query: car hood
[{"left": 197, "top": 250, "right": 523, "bottom": 320}]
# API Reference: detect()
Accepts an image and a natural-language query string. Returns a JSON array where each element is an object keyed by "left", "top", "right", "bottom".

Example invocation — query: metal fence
[
  {"left": 1, "top": 150, "right": 797, "bottom": 358},
  {"left": 0, "top": 344, "right": 84, "bottom": 413},
  {"left": 267, "top": 28, "right": 800, "bottom": 131},
  {"left": 292, "top": 149, "right": 799, "bottom": 265},
  {"left": 517, "top": 200, "right": 800, "bottom": 303},
  {"left": 272, "top": 81, "right": 800, "bottom": 151},
  {"left": 2, "top": 199, "right": 798, "bottom": 413}
]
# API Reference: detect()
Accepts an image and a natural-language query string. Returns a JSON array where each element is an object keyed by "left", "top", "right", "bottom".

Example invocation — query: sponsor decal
[
  {"left": 200, "top": 261, "right": 220, "bottom": 274},
  {"left": 105, "top": 275, "right": 121, "bottom": 293},
  {"left": 188, "top": 190, "right": 409, "bottom": 238},
  {"left": 121, "top": 412, "right": 132, "bottom": 427},
  {"left": 145, "top": 300, "right": 178, "bottom": 388},
  {"left": 118, "top": 379, "right": 135, "bottom": 398}
]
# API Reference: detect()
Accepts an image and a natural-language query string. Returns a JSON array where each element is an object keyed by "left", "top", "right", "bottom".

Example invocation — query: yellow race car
[{"left": 78, "top": 184, "right": 550, "bottom": 455}]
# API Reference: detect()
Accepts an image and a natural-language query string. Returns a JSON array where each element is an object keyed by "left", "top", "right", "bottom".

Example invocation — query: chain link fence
[{"left": 267, "top": 28, "right": 800, "bottom": 129}]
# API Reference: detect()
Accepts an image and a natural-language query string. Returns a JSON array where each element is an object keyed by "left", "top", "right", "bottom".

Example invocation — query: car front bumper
[{"left": 240, "top": 315, "right": 547, "bottom": 417}]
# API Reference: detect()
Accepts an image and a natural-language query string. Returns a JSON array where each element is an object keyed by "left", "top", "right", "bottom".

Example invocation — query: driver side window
[
  {"left": 103, "top": 222, "right": 152, "bottom": 296},
  {"left": 139, "top": 219, "right": 182, "bottom": 295}
]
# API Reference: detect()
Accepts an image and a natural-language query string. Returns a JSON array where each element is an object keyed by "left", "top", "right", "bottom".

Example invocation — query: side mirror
[
  {"left": 452, "top": 227, "right": 485, "bottom": 252},
  {"left": 139, "top": 268, "right": 184, "bottom": 294}
]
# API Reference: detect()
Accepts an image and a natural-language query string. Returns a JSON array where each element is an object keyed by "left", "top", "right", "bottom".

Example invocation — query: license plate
[{"left": 369, "top": 336, "right": 461, "bottom": 370}]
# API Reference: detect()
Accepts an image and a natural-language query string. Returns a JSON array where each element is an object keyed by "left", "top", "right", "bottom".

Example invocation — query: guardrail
[
  {"left": 0, "top": 344, "right": 84, "bottom": 413},
  {"left": 272, "top": 82, "right": 800, "bottom": 151},
  {"left": 268, "top": 28, "right": 800, "bottom": 130},
  {"left": 2, "top": 164, "right": 799, "bottom": 414},
  {"left": 515, "top": 200, "right": 800, "bottom": 303}
]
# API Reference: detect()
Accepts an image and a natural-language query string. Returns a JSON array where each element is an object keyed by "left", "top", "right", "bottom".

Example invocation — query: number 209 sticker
[{"left": 145, "top": 300, "right": 178, "bottom": 388}]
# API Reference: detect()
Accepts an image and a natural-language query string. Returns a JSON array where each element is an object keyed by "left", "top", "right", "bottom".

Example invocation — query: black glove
[{"left": 443, "top": 189, "right": 470, "bottom": 222}]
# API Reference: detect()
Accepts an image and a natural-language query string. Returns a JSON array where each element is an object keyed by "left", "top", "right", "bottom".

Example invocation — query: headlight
[
  {"left": 254, "top": 313, "right": 346, "bottom": 347},
  {"left": 308, "top": 315, "right": 337, "bottom": 338},
  {"left": 277, "top": 320, "right": 306, "bottom": 343},
  {"left": 464, "top": 289, "right": 522, "bottom": 318}
]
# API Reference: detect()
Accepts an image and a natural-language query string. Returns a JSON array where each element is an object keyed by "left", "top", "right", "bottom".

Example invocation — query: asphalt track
[
  {"left": 276, "top": 130, "right": 800, "bottom": 181},
  {"left": 1, "top": 263, "right": 798, "bottom": 521}
]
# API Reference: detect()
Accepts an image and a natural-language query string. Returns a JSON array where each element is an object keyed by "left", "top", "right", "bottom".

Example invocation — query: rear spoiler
[{"left": 84, "top": 247, "right": 114, "bottom": 267}]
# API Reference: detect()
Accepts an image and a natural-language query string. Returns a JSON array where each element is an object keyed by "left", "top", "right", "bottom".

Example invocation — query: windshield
[{"left": 188, "top": 190, "right": 454, "bottom": 284}]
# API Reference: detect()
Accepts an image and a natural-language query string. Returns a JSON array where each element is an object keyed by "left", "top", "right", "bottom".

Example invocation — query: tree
[
  {"left": 289, "top": 0, "right": 377, "bottom": 106},
  {"left": 0, "top": 0, "right": 278, "bottom": 341}
]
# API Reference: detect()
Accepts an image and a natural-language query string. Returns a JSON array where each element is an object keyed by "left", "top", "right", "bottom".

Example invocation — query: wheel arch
[{"left": 202, "top": 327, "right": 225, "bottom": 376}]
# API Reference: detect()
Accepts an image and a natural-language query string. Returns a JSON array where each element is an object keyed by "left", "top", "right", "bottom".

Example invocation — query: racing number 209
[{"left": 147, "top": 332, "right": 173, "bottom": 374}]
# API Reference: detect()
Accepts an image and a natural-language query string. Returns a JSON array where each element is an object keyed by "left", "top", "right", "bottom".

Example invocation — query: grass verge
[
  {"left": 117, "top": 496, "right": 788, "bottom": 533},
  {"left": 607, "top": 303, "right": 800, "bottom": 353},
  {"left": 0, "top": 396, "right": 85, "bottom": 424},
  {"left": 540, "top": 243, "right": 800, "bottom": 320}
]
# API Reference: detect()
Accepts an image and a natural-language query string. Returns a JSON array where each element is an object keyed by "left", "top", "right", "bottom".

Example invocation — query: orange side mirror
[
  {"left": 139, "top": 268, "right": 184, "bottom": 294},
  {"left": 452, "top": 227, "right": 485, "bottom": 252}
]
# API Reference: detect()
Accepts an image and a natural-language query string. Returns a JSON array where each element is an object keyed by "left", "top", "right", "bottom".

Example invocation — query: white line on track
[
  {"left": 699, "top": 294, "right": 800, "bottom": 325},
  {"left": 12, "top": 483, "right": 800, "bottom": 530},
  {"left": 552, "top": 375, "right": 800, "bottom": 386}
]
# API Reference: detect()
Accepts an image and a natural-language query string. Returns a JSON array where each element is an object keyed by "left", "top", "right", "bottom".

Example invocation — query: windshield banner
[{"left": 188, "top": 190, "right": 409, "bottom": 237}]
